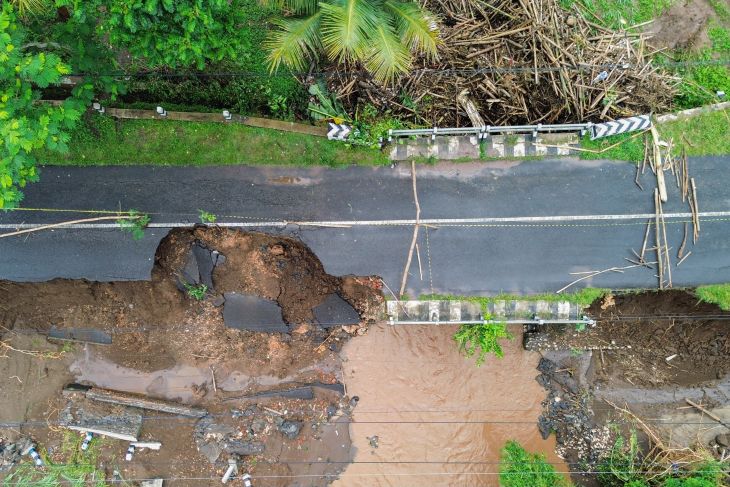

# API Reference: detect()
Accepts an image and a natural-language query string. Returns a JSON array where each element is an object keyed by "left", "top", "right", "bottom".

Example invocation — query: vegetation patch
[
  {"left": 422, "top": 288, "right": 609, "bottom": 307},
  {"left": 453, "top": 321, "right": 512, "bottom": 365},
  {"left": 3, "top": 431, "right": 106, "bottom": 487},
  {"left": 580, "top": 109, "right": 730, "bottom": 162},
  {"left": 695, "top": 283, "right": 730, "bottom": 310},
  {"left": 40, "top": 116, "right": 388, "bottom": 168},
  {"left": 560, "top": 0, "right": 674, "bottom": 30},
  {"left": 499, "top": 440, "right": 569, "bottom": 487}
]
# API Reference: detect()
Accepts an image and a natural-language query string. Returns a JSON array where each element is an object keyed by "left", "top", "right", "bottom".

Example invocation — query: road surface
[{"left": 1, "top": 157, "right": 729, "bottom": 295}]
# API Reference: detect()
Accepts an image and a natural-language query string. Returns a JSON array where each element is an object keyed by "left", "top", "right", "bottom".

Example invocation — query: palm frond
[
  {"left": 264, "top": 12, "right": 323, "bottom": 73},
  {"left": 259, "top": 0, "right": 318, "bottom": 15},
  {"left": 283, "top": 0, "right": 319, "bottom": 15},
  {"left": 320, "top": 0, "right": 379, "bottom": 62},
  {"left": 363, "top": 23, "right": 412, "bottom": 84},
  {"left": 385, "top": 0, "right": 439, "bottom": 60},
  {"left": 10, "top": 0, "right": 49, "bottom": 17}
]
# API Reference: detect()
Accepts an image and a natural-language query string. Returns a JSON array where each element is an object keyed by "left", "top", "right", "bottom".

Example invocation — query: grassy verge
[
  {"left": 695, "top": 283, "right": 730, "bottom": 310},
  {"left": 421, "top": 288, "right": 609, "bottom": 308},
  {"left": 42, "top": 115, "right": 388, "bottom": 168},
  {"left": 579, "top": 108, "right": 730, "bottom": 162}
]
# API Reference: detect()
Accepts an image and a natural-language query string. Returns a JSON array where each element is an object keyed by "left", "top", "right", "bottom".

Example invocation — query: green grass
[
  {"left": 500, "top": 441, "right": 570, "bottom": 487},
  {"left": 561, "top": 0, "right": 673, "bottom": 29},
  {"left": 421, "top": 288, "right": 608, "bottom": 308},
  {"left": 708, "top": 0, "right": 730, "bottom": 20},
  {"left": 695, "top": 283, "right": 730, "bottom": 310},
  {"left": 580, "top": 109, "right": 730, "bottom": 162},
  {"left": 3, "top": 432, "right": 106, "bottom": 487},
  {"left": 42, "top": 116, "right": 388, "bottom": 167}
]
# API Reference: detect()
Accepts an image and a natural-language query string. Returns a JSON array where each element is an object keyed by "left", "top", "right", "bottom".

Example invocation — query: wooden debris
[{"left": 326, "top": 0, "right": 677, "bottom": 126}]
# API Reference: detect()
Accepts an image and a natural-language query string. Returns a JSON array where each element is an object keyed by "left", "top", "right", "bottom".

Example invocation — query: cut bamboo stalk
[{"left": 654, "top": 189, "right": 664, "bottom": 289}]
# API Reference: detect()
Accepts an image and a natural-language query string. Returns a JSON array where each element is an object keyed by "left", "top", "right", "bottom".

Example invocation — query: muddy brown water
[{"left": 333, "top": 323, "right": 567, "bottom": 487}]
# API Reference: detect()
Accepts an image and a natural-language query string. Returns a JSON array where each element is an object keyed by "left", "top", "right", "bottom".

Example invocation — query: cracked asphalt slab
[{"left": 1, "top": 157, "right": 729, "bottom": 294}]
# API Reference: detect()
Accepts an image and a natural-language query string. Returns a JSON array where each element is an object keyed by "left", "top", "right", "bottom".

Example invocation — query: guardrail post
[
  {"left": 432, "top": 127, "right": 437, "bottom": 142},
  {"left": 388, "top": 129, "right": 393, "bottom": 143},
  {"left": 534, "top": 124, "right": 541, "bottom": 138}
]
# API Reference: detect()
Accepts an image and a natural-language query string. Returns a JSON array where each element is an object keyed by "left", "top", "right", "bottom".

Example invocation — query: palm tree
[{"left": 262, "top": 0, "right": 439, "bottom": 83}]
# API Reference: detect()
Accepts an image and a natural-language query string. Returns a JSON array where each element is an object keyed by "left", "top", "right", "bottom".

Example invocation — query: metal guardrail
[{"left": 388, "top": 123, "right": 592, "bottom": 141}]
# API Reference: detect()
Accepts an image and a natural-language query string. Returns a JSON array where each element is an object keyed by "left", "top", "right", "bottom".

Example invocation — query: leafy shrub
[
  {"left": 499, "top": 440, "right": 569, "bottom": 487},
  {"left": 113, "top": 0, "right": 306, "bottom": 118},
  {"left": 453, "top": 320, "right": 513, "bottom": 365}
]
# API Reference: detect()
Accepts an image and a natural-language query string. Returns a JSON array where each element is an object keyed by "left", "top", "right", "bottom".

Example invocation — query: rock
[
  {"left": 716, "top": 434, "right": 730, "bottom": 448},
  {"left": 535, "top": 374, "right": 550, "bottom": 388},
  {"left": 537, "top": 416, "right": 553, "bottom": 440},
  {"left": 204, "top": 423, "right": 235, "bottom": 439},
  {"left": 341, "top": 325, "right": 359, "bottom": 334},
  {"left": 368, "top": 436, "right": 379, "bottom": 449},
  {"left": 224, "top": 440, "right": 265, "bottom": 456},
  {"left": 251, "top": 418, "right": 267, "bottom": 435},
  {"left": 198, "top": 442, "right": 222, "bottom": 464},
  {"left": 211, "top": 295, "right": 226, "bottom": 307},
  {"left": 537, "top": 358, "right": 556, "bottom": 375},
  {"left": 279, "top": 421, "right": 302, "bottom": 439},
  {"left": 566, "top": 15, "right": 576, "bottom": 27}
]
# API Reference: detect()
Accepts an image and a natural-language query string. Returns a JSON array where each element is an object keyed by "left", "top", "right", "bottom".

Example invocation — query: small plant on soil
[
  {"left": 198, "top": 209, "right": 217, "bottom": 224},
  {"left": 499, "top": 440, "right": 569, "bottom": 487},
  {"left": 117, "top": 209, "right": 151, "bottom": 240},
  {"left": 184, "top": 283, "right": 208, "bottom": 301},
  {"left": 453, "top": 320, "right": 512, "bottom": 365}
]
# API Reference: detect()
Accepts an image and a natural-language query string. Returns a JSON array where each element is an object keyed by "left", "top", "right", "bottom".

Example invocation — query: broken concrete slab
[
  {"left": 48, "top": 327, "right": 112, "bottom": 345},
  {"left": 179, "top": 241, "right": 226, "bottom": 290},
  {"left": 223, "top": 439, "right": 265, "bottom": 456},
  {"left": 222, "top": 293, "right": 288, "bottom": 333},
  {"left": 140, "top": 480, "right": 163, "bottom": 487},
  {"left": 70, "top": 386, "right": 207, "bottom": 418},
  {"left": 59, "top": 400, "right": 142, "bottom": 442},
  {"left": 313, "top": 294, "right": 360, "bottom": 328}
]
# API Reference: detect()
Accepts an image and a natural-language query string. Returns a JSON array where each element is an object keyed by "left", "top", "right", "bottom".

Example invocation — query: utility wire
[
  {"left": 66, "top": 58, "right": 730, "bottom": 79},
  {"left": 3, "top": 469, "right": 729, "bottom": 485}
]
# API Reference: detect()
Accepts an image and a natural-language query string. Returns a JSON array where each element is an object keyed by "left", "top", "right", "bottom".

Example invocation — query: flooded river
[{"left": 333, "top": 323, "right": 568, "bottom": 486}]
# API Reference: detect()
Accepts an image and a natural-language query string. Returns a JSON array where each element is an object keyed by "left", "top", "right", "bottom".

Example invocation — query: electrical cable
[{"left": 65, "top": 58, "right": 730, "bottom": 79}]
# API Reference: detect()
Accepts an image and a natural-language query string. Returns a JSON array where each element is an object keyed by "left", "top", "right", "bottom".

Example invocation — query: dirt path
[{"left": 333, "top": 324, "right": 567, "bottom": 487}]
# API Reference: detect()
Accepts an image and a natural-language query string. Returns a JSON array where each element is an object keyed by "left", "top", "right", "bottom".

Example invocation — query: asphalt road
[{"left": 1, "top": 157, "right": 729, "bottom": 295}]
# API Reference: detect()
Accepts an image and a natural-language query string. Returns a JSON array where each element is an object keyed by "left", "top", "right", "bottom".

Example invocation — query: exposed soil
[
  {"left": 0, "top": 227, "right": 384, "bottom": 486},
  {"left": 531, "top": 290, "right": 730, "bottom": 486},
  {"left": 644, "top": 0, "right": 717, "bottom": 52}
]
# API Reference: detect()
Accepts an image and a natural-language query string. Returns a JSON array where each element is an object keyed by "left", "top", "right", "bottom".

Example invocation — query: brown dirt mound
[{"left": 587, "top": 290, "right": 730, "bottom": 387}]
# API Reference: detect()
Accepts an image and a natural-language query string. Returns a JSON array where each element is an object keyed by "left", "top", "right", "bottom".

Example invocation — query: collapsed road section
[{"left": 0, "top": 226, "right": 383, "bottom": 486}]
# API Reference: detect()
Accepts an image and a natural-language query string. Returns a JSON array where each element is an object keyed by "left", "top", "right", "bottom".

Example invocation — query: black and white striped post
[{"left": 589, "top": 114, "right": 651, "bottom": 140}]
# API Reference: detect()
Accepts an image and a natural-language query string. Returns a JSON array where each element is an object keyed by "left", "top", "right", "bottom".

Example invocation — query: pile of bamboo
[
  {"left": 639, "top": 129, "right": 700, "bottom": 289},
  {"left": 328, "top": 0, "right": 678, "bottom": 126}
]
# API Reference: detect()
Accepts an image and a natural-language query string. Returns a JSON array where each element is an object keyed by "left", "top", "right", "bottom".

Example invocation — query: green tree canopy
[
  {"left": 262, "top": 0, "right": 440, "bottom": 83},
  {"left": 0, "top": 3, "right": 91, "bottom": 209},
  {"left": 59, "top": 0, "right": 244, "bottom": 69}
]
